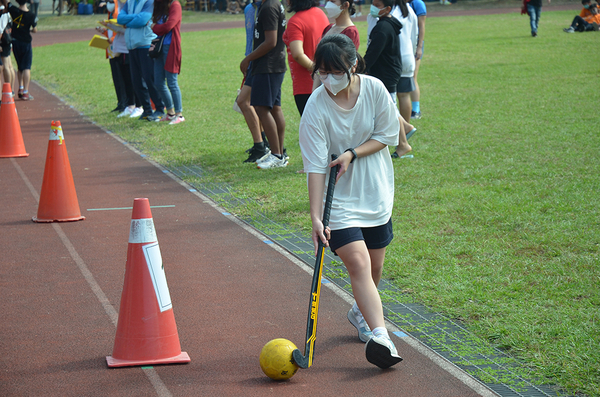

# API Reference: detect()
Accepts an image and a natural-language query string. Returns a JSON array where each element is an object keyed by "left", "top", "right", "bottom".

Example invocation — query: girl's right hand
[{"left": 311, "top": 219, "right": 330, "bottom": 256}]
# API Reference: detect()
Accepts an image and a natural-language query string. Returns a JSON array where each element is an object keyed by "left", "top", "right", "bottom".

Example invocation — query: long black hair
[
  {"left": 152, "top": 0, "right": 172, "bottom": 24},
  {"left": 312, "top": 34, "right": 365, "bottom": 81},
  {"left": 394, "top": 0, "right": 409, "bottom": 18},
  {"left": 287, "top": 0, "right": 319, "bottom": 13}
]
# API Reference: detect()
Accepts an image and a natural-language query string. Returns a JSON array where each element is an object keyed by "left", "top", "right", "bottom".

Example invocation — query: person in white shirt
[
  {"left": 391, "top": 0, "right": 418, "bottom": 123},
  {"left": 299, "top": 34, "right": 403, "bottom": 369}
]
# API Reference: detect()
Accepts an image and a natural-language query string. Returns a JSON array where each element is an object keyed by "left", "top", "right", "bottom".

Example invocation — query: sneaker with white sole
[
  {"left": 365, "top": 335, "right": 403, "bottom": 369},
  {"left": 169, "top": 116, "right": 185, "bottom": 125},
  {"left": 130, "top": 107, "right": 144, "bottom": 118},
  {"left": 257, "top": 154, "right": 287, "bottom": 169},
  {"left": 117, "top": 107, "right": 135, "bottom": 118},
  {"left": 160, "top": 113, "right": 177, "bottom": 122},
  {"left": 348, "top": 307, "right": 373, "bottom": 343}
]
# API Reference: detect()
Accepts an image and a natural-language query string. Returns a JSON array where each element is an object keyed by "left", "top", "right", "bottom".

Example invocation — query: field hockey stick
[{"left": 292, "top": 154, "right": 340, "bottom": 369}]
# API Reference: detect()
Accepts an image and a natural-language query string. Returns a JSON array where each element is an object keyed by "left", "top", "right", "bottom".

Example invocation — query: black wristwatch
[{"left": 345, "top": 148, "right": 357, "bottom": 163}]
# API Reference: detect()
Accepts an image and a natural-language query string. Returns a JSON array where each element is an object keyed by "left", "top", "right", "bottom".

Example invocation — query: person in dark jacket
[
  {"left": 364, "top": 0, "right": 412, "bottom": 158},
  {"left": 364, "top": 0, "right": 401, "bottom": 94}
]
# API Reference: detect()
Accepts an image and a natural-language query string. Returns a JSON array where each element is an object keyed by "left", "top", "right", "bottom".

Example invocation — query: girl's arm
[
  {"left": 153, "top": 0, "right": 181, "bottom": 35},
  {"left": 289, "top": 40, "right": 314, "bottom": 72},
  {"left": 330, "top": 139, "right": 387, "bottom": 183},
  {"left": 308, "top": 172, "right": 328, "bottom": 255}
]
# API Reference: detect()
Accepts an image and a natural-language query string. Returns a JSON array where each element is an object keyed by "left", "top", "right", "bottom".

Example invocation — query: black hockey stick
[{"left": 293, "top": 154, "right": 340, "bottom": 369}]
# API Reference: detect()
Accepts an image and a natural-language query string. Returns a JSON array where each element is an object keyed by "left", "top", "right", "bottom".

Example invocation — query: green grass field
[{"left": 31, "top": 9, "right": 599, "bottom": 396}]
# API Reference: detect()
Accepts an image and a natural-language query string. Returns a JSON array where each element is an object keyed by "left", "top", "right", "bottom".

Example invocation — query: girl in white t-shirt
[{"left": 299, "top": 34, "right": 402, "bottom": 369}]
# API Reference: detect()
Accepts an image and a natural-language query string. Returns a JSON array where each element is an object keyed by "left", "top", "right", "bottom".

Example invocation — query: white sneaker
[
  {"left": 129, "top": 107, "right": 144, "bottom": 118},
  {"left": 117, "top": 107, "right": 134, "bottom": 118},
  {"left": 365, "top": 335, "right": 403, "bottom": 369},
  {"left": 257, "top": 154, "right": 288, "bottom": 169},
  {"left": 348, "top": 307, "right": 373, "bottom": 343}
]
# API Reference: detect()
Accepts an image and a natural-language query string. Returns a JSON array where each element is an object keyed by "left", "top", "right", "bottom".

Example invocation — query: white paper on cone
[{"left": 142, "top": 242, "right": 173, "bottom": 312}]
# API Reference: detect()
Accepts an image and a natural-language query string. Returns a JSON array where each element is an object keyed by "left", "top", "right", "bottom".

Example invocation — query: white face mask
[
  {"left": 321, "top": 73, "right": 349, "bottom": 95},
  {"left": 324, "top": 1, "right": 343, "bottom": 19},
  {"left": 107, "top": 2, "right": 115, "bottom": 12}
]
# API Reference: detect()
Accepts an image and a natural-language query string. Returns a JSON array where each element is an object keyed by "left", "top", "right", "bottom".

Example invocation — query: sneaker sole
[
  {"left": 255, "top": 150, "right": 272, "bottom": 164},
  {"left": 365, "top": 338, "right": 403, "bottom": 369},
  {"left": 347, "top": 309, "right": 372, "bottom": 343}
]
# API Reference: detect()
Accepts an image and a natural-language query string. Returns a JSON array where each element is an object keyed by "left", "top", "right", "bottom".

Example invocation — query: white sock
[{"left": 372, "top": 327, "right": 389, "bottom": 339}]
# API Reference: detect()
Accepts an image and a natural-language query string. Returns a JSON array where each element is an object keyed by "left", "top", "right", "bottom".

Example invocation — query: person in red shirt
[{"left": 282, "top": 0, "right": 329, "bottom": 117}]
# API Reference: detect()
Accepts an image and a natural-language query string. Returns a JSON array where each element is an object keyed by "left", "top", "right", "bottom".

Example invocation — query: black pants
[
  {"left": 129, "top": 47, "right": 165, "bottom": 116},
  {"left": 294, "top": 94, "right": 311, "bottom": 117},
  {"left": 571, "top": 15, "right": 592, "bottom": 32}
]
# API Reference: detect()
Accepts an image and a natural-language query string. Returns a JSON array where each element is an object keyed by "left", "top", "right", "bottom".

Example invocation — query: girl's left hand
[{"left": 329, "top": 151, "right": 353, "bottom": 183}]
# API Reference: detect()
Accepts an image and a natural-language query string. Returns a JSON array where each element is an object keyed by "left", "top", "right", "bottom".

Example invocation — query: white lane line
[{"left": 11, "top": 158, "right": 173, "bottom": 397}]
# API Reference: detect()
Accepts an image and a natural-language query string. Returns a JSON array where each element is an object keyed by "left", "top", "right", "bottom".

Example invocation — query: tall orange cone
[
  {"left": 33, "top": 121, "right": 85, "bottom": 223},
  {"left": 0, "top": 82, "right": 29, "bottom": 158},
  {"left": 106, "top": 198, "right": 190, "bottom": 368}
]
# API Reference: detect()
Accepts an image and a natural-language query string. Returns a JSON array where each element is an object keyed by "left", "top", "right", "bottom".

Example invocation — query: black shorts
[
  {"left": 244, "top": 62, "right": 254, "bottom": 87},
  {"left": 250, "top": 72, "right": 284, "bottom": 108},
  {"left": 12, "top": 40, "right": 33, "bottom": 71},
  {"left": 396, "top": 77, "right": 416, "bottom": 94},
  {"left": 0, "top": 42, "right": 11, "bottom": 59},
  {"left": 329, "top": 218, "right": 393, "bottom": 254}
]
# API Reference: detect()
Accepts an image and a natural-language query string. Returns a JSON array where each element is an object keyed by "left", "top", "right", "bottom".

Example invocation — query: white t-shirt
[
  {"left": 368, "top": 6, "right": 418, "bottom": 78},
  {"left": 299, "top": 75, "right": 399, "bottom": 230},
  {"left": 0, "top": 13, "right": 10, "bottom": 34}
]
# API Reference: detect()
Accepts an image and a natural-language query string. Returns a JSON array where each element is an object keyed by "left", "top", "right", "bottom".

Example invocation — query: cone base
[
  {"left": 106, "top": 351, "right": 190, "bottom": 368},
  {"left": 0, "top": 153, "right": 29, "bottom": 158},
  {"left": 32, "top": 215, "right": 86, "bottom": 223}
]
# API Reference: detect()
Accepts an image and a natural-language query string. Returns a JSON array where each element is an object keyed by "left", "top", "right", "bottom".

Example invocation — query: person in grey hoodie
[{"left": 118, "top": 0, "right": 165, "bottom": 121}]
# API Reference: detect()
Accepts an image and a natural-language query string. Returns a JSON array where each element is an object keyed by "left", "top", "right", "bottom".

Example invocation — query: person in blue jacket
[{"left": 118, "top": 0, "right": 165, "bottom": 121}]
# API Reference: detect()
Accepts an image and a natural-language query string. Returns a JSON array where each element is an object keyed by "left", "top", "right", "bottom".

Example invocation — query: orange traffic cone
[
  {"left": 33, "top": 121, "right": 85, "bottom": 223},
  {"left": 106, "top": 198, "right": 190, "bottom": 368},
  {"left": 0, "top": 82, "right": 29, "bottom": 158}
]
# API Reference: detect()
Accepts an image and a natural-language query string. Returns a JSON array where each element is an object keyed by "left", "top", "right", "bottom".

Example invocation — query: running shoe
[
  {"left": 257, "top": 154, "right": 288, "bottom": 169},
  {"left": 244, "top": 147, "right": 270, "bottom": 163},
  {"left": 130, "top": 107, "right": 144, "bottom": 118},
  {"left": 148, "top": 111, "right": 164, "bottom": 122},
  {"left": 17, "top": 88, "right": 23, "bottom": 99},
  {"left": 347, "top": 307, "right": 373, "bottom": 343},
  {"left": 365, "top": 335, "right": 403, "bottom": 369},
  {"left": 117, "top": 107, "right": 134, "bottom": 118},
  {"left": 160, "top": 113, "right": 177, "bottom": 122},
  {"left": 169, "top": 116, "right": 185, "bottom": 125},
  {"left": 21, "top": 92, "right": 33, "bottom": 101},
  {"left": 563, "top": 27, "right": 575, "bottom": 33},
  {"left": 411, "top": 111, "right": 422, "bottom": 120}
]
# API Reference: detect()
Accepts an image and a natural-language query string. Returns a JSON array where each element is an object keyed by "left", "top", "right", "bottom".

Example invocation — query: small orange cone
[
  {"left": 106, "top": 198, "right": 190, "bottom": 368},
  {"left": 33, "top": 121, "right": 85, "bottom": 223},
  {"left": 0, "top": 82, "right": 29, "bottom": 158}
]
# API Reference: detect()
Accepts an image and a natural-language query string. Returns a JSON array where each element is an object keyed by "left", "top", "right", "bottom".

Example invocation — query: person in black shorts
[
  {"left": 1, "top": 0, "right": 16, "bottom": 91},
  {"left": 8, "top": 0, "right": 36, "bottom": 100},
  {"left": 239, "top": 0, "right": 287, "bottom": 170}
]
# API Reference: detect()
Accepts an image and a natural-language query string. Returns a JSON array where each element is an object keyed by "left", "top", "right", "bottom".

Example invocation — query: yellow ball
[{"left": 259, "top": 338, "right": 299, "bottom": 381}]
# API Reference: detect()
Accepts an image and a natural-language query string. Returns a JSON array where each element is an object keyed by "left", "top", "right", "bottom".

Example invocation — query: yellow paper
[{"left": 89, "top": 34, "right": 110, "bottom": 50}]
